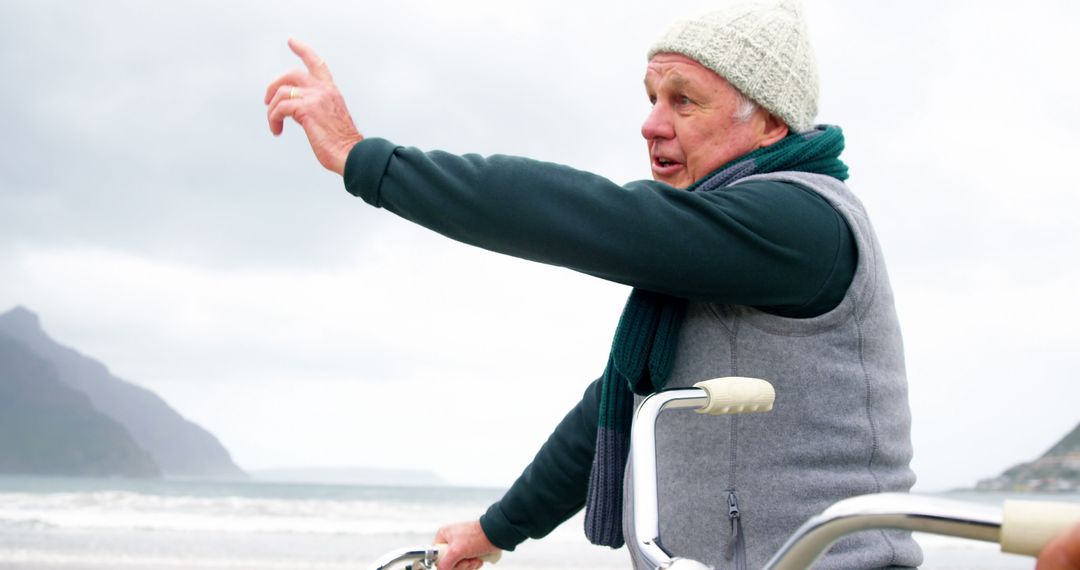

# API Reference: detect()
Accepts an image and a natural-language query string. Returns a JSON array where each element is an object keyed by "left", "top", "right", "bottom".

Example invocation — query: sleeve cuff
[
  {"left": 479, "top": 501, "right": 529, "bottom": 552},
  {"left": 342, "top": 137, "right": 400, "bottom": 206}
]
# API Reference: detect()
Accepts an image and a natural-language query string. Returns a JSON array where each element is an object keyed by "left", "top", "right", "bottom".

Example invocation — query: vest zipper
[
  {"left": 726, "top": 489, "right": 747, "bottom": 570},
  {"left": 725, "top": 325, "right": 746, "bottom": 569}
]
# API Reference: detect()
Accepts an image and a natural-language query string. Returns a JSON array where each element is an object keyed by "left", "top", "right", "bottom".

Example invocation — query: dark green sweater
[{"left": 343, "top": 137, "right": 856, "bottom": 550}]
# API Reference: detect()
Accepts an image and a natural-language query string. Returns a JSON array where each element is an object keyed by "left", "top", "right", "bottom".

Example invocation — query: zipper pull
[
  {"left": 727, "top": 490, "right": 748, "bottom": 570},
  {"left": 726, "top": 490, "right": 740, "bottom": 559}
]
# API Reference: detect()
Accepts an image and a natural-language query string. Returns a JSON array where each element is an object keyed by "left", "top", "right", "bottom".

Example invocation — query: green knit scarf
[{"left": 583, "top": 125, "right": 849, "bottom": 547}]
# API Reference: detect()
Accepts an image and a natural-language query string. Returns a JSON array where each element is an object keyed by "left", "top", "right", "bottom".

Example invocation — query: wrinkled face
[{"left": 642, "top": 53, "right": 764, "bottom": 189}]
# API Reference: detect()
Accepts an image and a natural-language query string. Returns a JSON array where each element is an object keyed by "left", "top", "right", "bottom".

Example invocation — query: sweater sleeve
[
  {"left": 478, "top": 378, "right": 601, "bottom": 550},
  {"left": 343, "top": 138, "right": 854, "bottom": 317}
]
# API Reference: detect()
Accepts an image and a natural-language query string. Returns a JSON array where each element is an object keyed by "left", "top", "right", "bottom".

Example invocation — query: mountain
[
  {"left": 0, "top": 306, "right": 245, "bottom": 479},
  {"left": 0, "top": 333, "right": 160, "bottom": 477},
  {"left": 976, "top": 422, "right": 1080, "bottom": 492}
]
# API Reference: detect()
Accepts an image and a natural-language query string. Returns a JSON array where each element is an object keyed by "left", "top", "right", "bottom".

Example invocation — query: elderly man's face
[{"left": 642, "top": 53, "right": 777, "bottom": 189}]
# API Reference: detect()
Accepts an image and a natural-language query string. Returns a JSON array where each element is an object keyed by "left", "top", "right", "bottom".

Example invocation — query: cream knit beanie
[{"left": 647, "top": 0, "right": 819, "bottom": 133}]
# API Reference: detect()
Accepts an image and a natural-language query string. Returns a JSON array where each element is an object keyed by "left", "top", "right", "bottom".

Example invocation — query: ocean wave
[
  {"left": 0, "top": 548, "right": 359, "bottom": 569},
  {"left": 0, "top": 490, "right": 480, "bottom": 535},
  {"left": 0, "top": 517, "right": 55, "bottom": 531}
]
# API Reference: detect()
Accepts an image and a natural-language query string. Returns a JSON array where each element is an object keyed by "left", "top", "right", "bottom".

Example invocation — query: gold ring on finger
[{"left": 289, "top": 86, "right": 298, "bottom": 99}]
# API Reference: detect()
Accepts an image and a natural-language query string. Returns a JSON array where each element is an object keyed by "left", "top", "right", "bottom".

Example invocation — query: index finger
[{"left": 288, "top": 37, "right": 333, "bottom": 82}]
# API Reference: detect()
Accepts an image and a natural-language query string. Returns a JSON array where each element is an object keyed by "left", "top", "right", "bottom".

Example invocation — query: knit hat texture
[{"left": 647, "top": 0, "right": 819, "bottom": 132}]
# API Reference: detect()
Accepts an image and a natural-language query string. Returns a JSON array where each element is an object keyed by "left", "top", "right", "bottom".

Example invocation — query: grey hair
[{"left": 732, "top": 89, "right": 759, "bottom": 123}]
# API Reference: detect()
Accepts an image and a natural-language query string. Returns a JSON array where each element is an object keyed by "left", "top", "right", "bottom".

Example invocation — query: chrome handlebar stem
[{"left": 630, "top": 387, "right": 711, "bottom": 569}]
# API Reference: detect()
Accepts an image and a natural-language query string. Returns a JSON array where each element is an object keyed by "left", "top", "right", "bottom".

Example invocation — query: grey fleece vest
[{"left": 624, "top": 172, "right": 922, "bottom": 569}]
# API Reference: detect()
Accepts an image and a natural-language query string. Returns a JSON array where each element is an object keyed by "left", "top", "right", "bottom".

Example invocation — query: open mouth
[{"left": 652, "top": 155, "right": 683, "bottom": 172}]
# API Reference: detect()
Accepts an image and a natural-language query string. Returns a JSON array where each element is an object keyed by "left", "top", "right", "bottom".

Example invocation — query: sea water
[
  {"left": 0, "top": 476, "right": 503, "bottom": 570},
  {"left": 0, "top": 476, "right": 1074, "bottom": 569}
]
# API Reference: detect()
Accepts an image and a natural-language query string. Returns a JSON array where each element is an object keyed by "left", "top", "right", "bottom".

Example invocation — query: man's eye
[{"left": 678, "top": 95, "right": 692, "bottom": 105}]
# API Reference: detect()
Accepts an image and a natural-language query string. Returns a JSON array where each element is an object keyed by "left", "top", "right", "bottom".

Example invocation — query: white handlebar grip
[
  {"left": 1000, "top": 500, "right": 1080, "bottom": 557},
  {"left": 692, "top": 377, "right": 775, "bottom": 415},
  {"left": 433, "top": 544, "right": 502, "bottom": 566}
]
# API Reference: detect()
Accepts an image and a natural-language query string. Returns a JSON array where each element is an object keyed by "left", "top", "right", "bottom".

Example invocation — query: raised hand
[{"left": 264, "top": 38, "right": 364, "bottom": 175}]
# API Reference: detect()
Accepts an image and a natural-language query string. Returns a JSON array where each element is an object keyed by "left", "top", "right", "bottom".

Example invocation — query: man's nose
[{"left": 641, "top": 103, "right": 674, "bottom": 141}]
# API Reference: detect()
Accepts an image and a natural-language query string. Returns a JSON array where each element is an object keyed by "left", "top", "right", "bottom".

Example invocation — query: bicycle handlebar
[{"left": 369, "top": 376, "right": 1079, "bottom": 569}]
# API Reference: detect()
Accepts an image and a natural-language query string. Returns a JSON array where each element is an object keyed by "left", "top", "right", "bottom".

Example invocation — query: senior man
[{"left": 266, "top": 2, "right": 920, "bottom": 569}]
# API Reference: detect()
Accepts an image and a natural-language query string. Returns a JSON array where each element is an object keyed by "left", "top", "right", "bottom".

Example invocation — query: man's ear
[{"left": 757, "top": 112, "right": 789, "bottom": 148}]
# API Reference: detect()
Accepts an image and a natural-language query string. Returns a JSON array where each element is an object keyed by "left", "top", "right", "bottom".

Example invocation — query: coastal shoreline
[{"left": 2, "top": 477, "right": 1073, "bottom": 569}]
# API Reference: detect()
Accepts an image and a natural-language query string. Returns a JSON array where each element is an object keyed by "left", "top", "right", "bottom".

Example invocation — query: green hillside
[
  {"left": 0, "top": 333, "right": 161, "bottom": 478},
  {"left": 976, "top": 422, "right": 1080, "bottom": 493},
  {"left": 0, "top": 306, "right": 245, "bottom": 479}
]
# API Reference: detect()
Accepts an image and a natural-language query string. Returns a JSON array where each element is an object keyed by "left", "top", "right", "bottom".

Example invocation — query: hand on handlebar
[
  {"left": 434, "top": 520, "right": 501, "bottom": 570},
  {"left": 1038, "top": 521, "right": 1080, "bottom": 570}
]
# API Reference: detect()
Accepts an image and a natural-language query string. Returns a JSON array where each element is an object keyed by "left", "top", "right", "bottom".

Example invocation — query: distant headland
[
  {"left": 975, "top": 422, "right": 1080, "bottom": 493},
  {"left": 0, "top": 306, "right": 246, "bottom": 480}
]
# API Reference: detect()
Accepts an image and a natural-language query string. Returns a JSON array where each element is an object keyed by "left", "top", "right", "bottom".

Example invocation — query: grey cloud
[{"left": 0, "top": 0, "right": 667, "bottom": 270}]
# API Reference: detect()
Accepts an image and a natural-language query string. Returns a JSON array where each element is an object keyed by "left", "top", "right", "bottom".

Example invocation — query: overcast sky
[{"left": 1, "top": 0, "right": 1077, "bottom": 492}]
